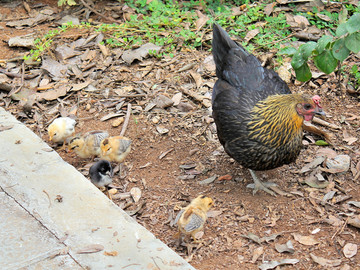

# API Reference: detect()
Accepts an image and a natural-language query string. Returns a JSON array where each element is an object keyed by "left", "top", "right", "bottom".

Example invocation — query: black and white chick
[{"left": 89, "top": 160, "right": 113, "bottom": 199}]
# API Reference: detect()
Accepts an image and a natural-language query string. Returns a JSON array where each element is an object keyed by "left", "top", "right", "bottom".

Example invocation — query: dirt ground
[{"left": 1, "top": 1, "right": 360, "bottom": 269}]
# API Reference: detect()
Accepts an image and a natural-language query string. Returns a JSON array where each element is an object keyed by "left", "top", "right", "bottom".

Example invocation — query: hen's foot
[
  {"left": 247, "top": 169, "right": 277, "bottom": 196},
  {"left": 246, "top": 181, "right": 277, "bottom": 196}
]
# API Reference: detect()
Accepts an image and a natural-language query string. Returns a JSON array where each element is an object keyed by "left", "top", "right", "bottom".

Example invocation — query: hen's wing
[
  {"left": 212, "top": 23, "right": 291, "bottom": 108},
  {"left": 211, "top": 23, "right": 291, "bottom": 148}
]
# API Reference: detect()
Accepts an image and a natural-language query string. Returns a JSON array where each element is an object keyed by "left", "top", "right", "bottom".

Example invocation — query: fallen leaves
[
  {"left": 343, "top": 243, "right": 357, "bottom": 258},
  {"left": 259, "top": 259, "right": 299, "bottom": 270},
  {"left": 310, "top": 253, "right": 342, "bottom": 267},
  {"left": 122, "top": 43, "right": 161, "bottom": 64},
  {"left": 292, "top": 233, "right": 320, "bottom": 246}
]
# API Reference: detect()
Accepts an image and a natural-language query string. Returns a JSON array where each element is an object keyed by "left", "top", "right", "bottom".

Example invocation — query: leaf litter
[{"left": 1, "top": 1, "right": 360, "bottom": 269}]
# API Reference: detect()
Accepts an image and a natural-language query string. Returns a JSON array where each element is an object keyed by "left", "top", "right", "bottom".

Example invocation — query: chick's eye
[{"left": 304, "top": 104, "right": 312, "bottom": 110}]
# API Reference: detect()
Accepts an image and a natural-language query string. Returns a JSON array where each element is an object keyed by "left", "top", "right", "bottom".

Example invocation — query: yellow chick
[
  {"left": 100, "top": 136, "right": 132, "bottom": 163},
  {"left": 48, "top": 117, "right": 76, "bottom": 143},
  {"left": 68, "top": 131, "right": 109, "bottom": 158},
  {"left": 175, "top": 195, "right": 214, "bottom": 242}
]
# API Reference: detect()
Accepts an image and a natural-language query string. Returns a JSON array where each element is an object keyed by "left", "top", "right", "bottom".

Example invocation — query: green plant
[
  {"left": 284, "top": 12, "right": 360, "bottom": 82},
  {"left": 24, "top": 22, "right": 78, "bottom": 61},
  {"left": 350, "top": 64, "right": 360, "bottom": 89},
  {"left": 58, "top": 0, "right": 76, "bottom": 6}
]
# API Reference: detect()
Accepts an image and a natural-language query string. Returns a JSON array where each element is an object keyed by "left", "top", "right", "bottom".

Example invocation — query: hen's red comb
[{"left": 312, "top": 95, "right": 322, "bottom": 108}]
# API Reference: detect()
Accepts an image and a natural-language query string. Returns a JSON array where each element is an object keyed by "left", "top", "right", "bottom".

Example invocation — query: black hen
[{"left": 212, "top": 24, "right": 324, "bottom": 195}]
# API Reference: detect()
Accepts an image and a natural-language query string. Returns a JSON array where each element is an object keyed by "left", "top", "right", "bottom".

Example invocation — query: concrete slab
[{"left": 0, "top": 107, "right": 195, "bottom": 270}]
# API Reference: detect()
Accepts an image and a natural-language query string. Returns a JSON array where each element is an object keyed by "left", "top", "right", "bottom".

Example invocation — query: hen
[{"left": 212, "top": 24, "right": 324, "bottom": 195}]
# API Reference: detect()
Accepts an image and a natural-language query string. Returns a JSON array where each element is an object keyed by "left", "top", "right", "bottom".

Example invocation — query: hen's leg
[{"left": 246, "top": 169, "right": 276, "bottom": 196}]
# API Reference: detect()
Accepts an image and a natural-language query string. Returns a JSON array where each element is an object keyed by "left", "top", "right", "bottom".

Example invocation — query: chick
[
  {"left": 89, "top": 160, "right": 113, "bottom": 199},
  {"left": 100, "top": 136, "right": 132, "bottom": 163},
  {"left": 48, "top": 117, "right": 76, "bottom": 144},
  {"left": 175, "top": 195, "right": 214, "bottom": 242},
  {"left": 68, "top": 130, "right": 109, "bottom": 159}
]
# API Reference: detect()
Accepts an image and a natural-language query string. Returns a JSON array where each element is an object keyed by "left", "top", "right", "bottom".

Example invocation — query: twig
[
  {"left": 312, "top": 117, "right": 341, "bottom": 130},
  {"left": 159, "top": 148, "right": 174, "bottom": 160},
  {"left": 116, "top": 94, "right": 147, "bottom": 98},
  {"left": 6, "top": 63, "right": 25, "bottom": 97},
  {"left": 79, "top": 0, "right": 120, "bottom": 24},
  {"left": 43, "top": 190, "right": 52, "bottom": 208},
  {"left": 331, "top": 217, "right": 349, "bottom": 240},
  {"left": 120, "top": 103, "right": 131, "bottom": 137},
  {"left": 0, "top": 68, "right": 38, "bottom": 79}
]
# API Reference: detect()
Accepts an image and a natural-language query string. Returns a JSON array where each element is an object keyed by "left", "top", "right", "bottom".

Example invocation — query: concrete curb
[{"left": 0, "top": 107, "right": 195, "bottom": 270}]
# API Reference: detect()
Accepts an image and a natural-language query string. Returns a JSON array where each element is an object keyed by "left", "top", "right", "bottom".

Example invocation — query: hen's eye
[{"left": 304, "top": 104, "right": 312, "bottom": 110}]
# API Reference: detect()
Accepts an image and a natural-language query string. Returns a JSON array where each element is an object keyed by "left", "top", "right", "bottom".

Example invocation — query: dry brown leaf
[
  {"left": 71, "top": 80, "right": 93, "bottom": 91},
  {"left": 293, "top": 15, "right": 310, "bottom": 27},
  {"left": 324, "top": 215, "right": 343, "bottom": 227},
  {"left": 0, "top": 125, "right": 14, "bottom": 132},
  {"left": 189, "top": 70, "right": 203, "bottom": 88},
  {"left": 348, "top": 215, "right": 360, "bottom": 228},
  {"left": 231, "top": 6, "right": 242, "bottom": 16},
  {"left": 104, "top": 251, "right": 118, "bottom": 256},
  {"left": 76, "top": 244, "right": 104, "bottom": 254},
  {"left": 259, "top": 259, "right": 299, "bottom": 270},
  {"left": 251, "top": 246, "right": 263, "bottom": 263},
  {"left": 292, "top": 233, "right": 320, "bottom": 245},
  {"left": 244, "top": 29, "right": 260, "bottom": 43},
  {"left": 316, "top": 13, "right": 332, "bottom": 22},
  {"left": 316, "top": 148, "right": 337, "bottom": 159},
  {"left": 310, "top": 253, "right": 341, "bottom": 267},
  {"left": 206, "top": 210, "right": 222, "bottom": 218},
  {"left": 130, "top": 187, "right": 142, "bottom": 203},
  {"left": 37, "top": 85, "right": 68, "bottom": 101},
  {"left": 275, "top": 240, "right": 295, "bottom": 253},
  {"left": 264, "top": 2, "right": 276, "bottom": 16},
  {"left": 343, "top": 243, "right": 357, "bottom": 258},
  {"left": 242, "top": 233, "right": 261, "bottom": 245},
  {"left": 217, "top": 174, "right": 232, "bottom": 181},
  {"left": 195, "top": 10, "right": 209, "bottom": 32}
]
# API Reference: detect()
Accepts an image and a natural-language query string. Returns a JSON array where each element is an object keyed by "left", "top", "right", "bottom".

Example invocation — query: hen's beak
[{"left": 315, "top": 107, "right": 326, "bottom": 119}]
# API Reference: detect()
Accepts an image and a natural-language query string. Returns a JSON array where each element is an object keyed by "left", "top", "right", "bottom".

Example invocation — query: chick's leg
[{"left": 246, "top": 169, "right": 276, "bottom": 196}]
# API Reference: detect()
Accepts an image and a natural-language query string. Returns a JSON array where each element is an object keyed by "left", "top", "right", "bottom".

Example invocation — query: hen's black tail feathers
[{"left": 212, "top": 23, "right": 250, "bottom": 78}]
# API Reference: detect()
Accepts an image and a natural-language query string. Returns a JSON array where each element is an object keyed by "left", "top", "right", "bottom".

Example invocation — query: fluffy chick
[
  {"left": 100, "top": 136, "right": 132, "bottom": 163},
  {"left": 68, "top": 131, "right": 109, "bottom": 158},
  {"left": 89, "top": 160, "right": 113, "bottom": 188},
  {"left": 48, "top": 117, "right": 76, "bottom": 144},
  {"left": 175, "top": 195, "right": 214, "bottom": 242}
]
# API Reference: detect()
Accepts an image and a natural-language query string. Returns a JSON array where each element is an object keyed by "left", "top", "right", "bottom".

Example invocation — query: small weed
[{"left": 350, "top": 64, "right": 360, "bottom": 89}]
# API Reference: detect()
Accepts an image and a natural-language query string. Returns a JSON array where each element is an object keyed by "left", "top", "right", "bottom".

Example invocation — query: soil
[{"left": 1, "top": 1, "right": 360, "bottom": 269}]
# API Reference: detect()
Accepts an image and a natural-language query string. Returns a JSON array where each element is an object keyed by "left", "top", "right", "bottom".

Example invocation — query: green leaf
[
  {"left": 336, "top": 23, "right": 348, "bottom": 37},
  {"left": 332, "top": 38, "right": 350, "bottom": 61},
  {"left": 345, "top": 32, "right": 360, "bottom": 53},
  {"left": 338, "top": 8, "right": 348, "bottom": 24},
  {"left": 315, "top": 140, "right": 329, "bottom": 146},
  {"left": 278, "top": 47, "right": 297, "bottom": 56},
  {"left": 351, "top": 64, "right": 358, "bottom": 73},
  {"left": 346, "top": 13, "right": 360, "bottom": 34},
  {"left": 314, "top": 50, "right": 338, "bottom": 74},
  {"left": 315, "top": 35, "right": 333, "bottom": 54},
  {"left": 294, "top": 63, "right": 312, "bottom": 82},
  {"left": 291, "top": 50, "right": 305, "bottom": 69},
  {"left": 299, "top": 41, "right": 317, "bottom": 59}
]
